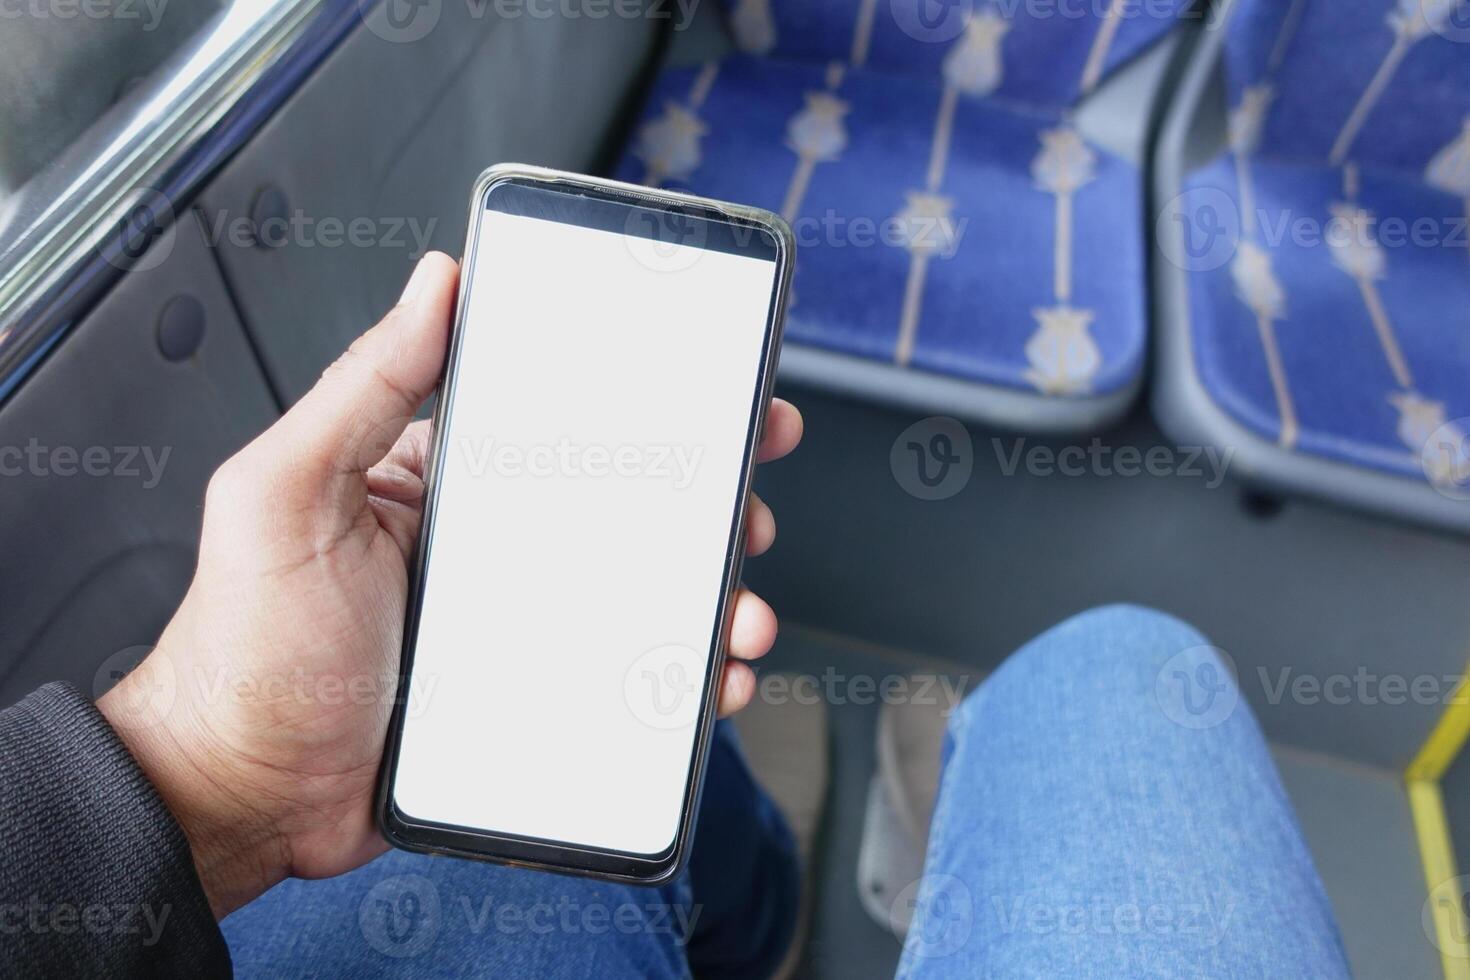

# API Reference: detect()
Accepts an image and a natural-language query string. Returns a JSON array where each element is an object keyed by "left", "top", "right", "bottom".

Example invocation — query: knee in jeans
[
  {"left": 1047, "top": 604, "right": 1211, "bottom": 677},
  {"left": 954, "top": 604, "right": 1221, "bottom": 728}
]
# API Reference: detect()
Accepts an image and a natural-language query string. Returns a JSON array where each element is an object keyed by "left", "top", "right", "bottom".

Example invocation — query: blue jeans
[{"left": 223, "top": 606, "right": 1350, "bottom": 978}]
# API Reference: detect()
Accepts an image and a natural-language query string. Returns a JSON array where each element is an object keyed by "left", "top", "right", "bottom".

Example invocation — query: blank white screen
[{"left": 392, "top": 206, "right": 776, "bottom": 856}]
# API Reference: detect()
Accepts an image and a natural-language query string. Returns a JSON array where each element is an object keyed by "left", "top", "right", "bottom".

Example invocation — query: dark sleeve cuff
[{"left": 0, "top": 682, "right": 230, "bottom": 977}]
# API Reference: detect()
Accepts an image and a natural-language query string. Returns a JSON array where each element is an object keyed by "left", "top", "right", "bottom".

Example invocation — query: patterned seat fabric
[
  {"left": 1183, "top": 0, "right": 1470, "bottom": 487},
  {"left": 722, "top": 0, "right": 1186, "bottom": 110},
  {"left": 614, "top": 0, "right": 1188, "bottom": 406}
]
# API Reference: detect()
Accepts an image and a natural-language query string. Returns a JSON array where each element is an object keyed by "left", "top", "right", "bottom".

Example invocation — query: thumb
[{"left": 274, "top": 252, "right": 459, "bottom": 477}]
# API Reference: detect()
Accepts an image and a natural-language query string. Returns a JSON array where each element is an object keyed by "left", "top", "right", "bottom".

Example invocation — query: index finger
[{"left": 756, "top": 398, "right": 803, "bottom": 463}]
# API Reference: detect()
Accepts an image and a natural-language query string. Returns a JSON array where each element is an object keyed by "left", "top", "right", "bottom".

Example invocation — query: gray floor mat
[{"left": 1273, "top": 746, "right": 1437, "bottom": 980}]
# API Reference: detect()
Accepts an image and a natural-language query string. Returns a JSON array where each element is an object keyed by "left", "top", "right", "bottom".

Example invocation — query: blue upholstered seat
[
  {"left": 614, "top": 0, "right": 1188, "bottom": 423},
  {"left": 1175, "top": 0, "right": 1470, "bottom": 498}
]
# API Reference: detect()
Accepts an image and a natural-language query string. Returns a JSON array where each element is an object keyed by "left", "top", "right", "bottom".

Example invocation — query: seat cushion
[
  {"left": 1224, "top": 0, "right": 1470, "bottom": 177},
  {"left": 720, "top": 0, "right": 1191, "bottom": 109},
  {"left": 614, "top": 54, "right": 1148, "bottom": 399},
  {"left": 1182, "top": 153, "right": 1470, "bottom": 482}
]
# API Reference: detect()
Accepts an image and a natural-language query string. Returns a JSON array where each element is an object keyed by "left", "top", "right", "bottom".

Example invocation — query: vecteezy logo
[
  {"left": 359, "top": 874, "right": 441, "bottom": 958},
  {"left": 99, "top": 189, "right": 176, "bottom": 273},
  {"left": 1156, "top": 645, "right": 1239, "bottom": 730},
  {"left": 362, "top": 0, "right": 441, "bottom": 43},
  {"left": 624, "top": 206, "right": 708, "bottom": 273},
  {"left": 1425, "top": 0, "right": 1470, "bottom": 43},
  {"left": 1155, "top": 187, "right": 1240, "bottom": 273},
  {"left": 91, "top": 645, "right": 175, "bottom": 731},
  {"left": 624, "top": 644, "right": 703, "bottom": 730},
  {"left": 890, "top": 417, "right": 973, "bottom": 501},
  {"left": 1424, "top": 874, "right": 1470, "bottom": 959},
  {"left": 892, "top": 874, "right": 973, "bottom": 959},
  {"left": 1420, "top": 416, "right": 1470, "bottom": 500},
  {"left": 891, "top": 0, "right": 972, "bottom": 43},
  {"left": 911, "top": 436, "right": 959, "bottom": 487}
]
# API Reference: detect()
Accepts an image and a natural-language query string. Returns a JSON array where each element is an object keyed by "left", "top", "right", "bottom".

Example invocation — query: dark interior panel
[
  {"left": 0, "top": 216, "right": 278, "bottom": 705},
  {"left": 199, "top": 6, "right": 658, "bottom": 404}
]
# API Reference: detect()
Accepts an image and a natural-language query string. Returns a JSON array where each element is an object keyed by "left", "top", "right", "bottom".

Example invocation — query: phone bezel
[{"left": 374, "top": 164, "right": 794, "bottom": 884}]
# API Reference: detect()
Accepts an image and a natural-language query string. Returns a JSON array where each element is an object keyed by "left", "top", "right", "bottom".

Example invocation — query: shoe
[{"left": 858, "top": 676, "right": 961, "bottom": 938}]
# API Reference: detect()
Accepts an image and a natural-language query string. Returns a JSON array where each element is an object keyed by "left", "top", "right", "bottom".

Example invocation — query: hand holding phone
[
  {"left": 97, "top": 170, "right": 797, "bottom": 913},
  {"left": 376, "top": 166, "right": 795, "bottom": 882}
]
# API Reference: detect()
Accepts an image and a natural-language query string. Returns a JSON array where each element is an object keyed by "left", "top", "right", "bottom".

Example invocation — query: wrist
[{"left": 98, "top": 651, "right": 291, "bottom": 918}]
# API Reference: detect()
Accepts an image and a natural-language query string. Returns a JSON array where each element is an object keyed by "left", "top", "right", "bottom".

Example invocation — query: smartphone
[{"left": 375, "top": 165, "right": 793, "bottom": 883}]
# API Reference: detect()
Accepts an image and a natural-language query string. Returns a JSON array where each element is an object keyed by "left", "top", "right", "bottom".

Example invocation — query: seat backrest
[
  {"left": 1222, "top": 0, "right": 1470, "bottom": 182},
  {"left": 721, "top": 0, "right": 1192, "bottom": 110}
]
